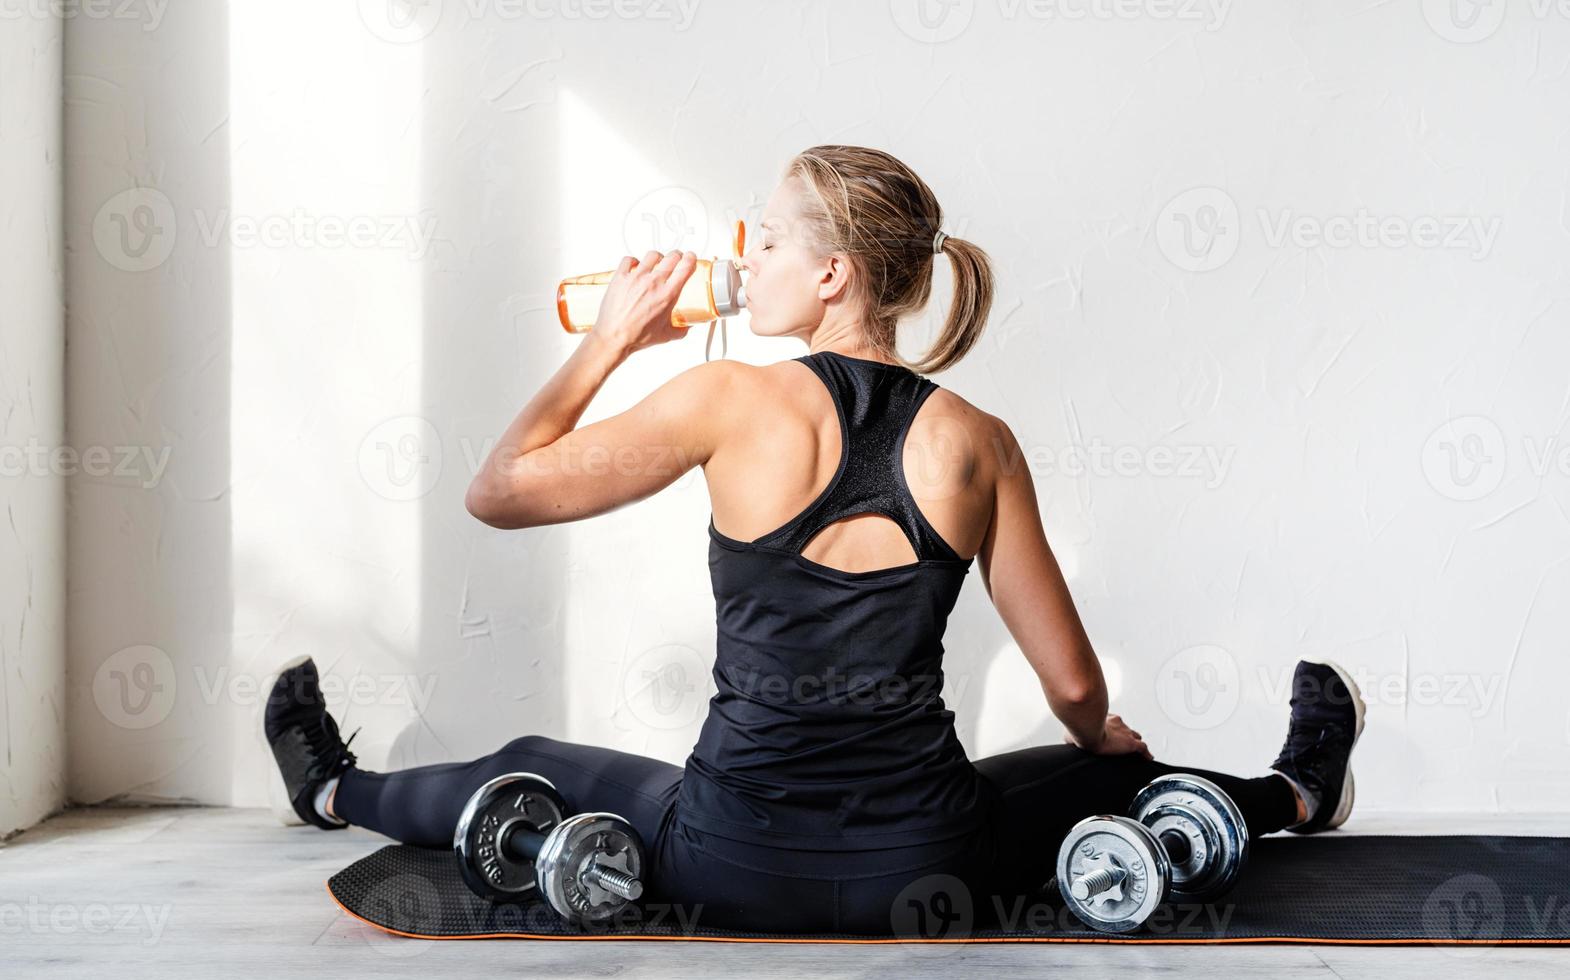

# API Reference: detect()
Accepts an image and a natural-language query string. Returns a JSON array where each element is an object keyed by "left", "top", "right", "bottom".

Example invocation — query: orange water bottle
[{"left": 556, "top": 221, "right": 748, "bottom": 360}]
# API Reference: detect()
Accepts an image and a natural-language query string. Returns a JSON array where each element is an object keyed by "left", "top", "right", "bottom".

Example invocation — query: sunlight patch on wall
[
  {"left": 555, "top": 87, "right": 723, "bottom": 748},
  {"left": 228, "top": 3, "right": 425, "bottom": 799}
]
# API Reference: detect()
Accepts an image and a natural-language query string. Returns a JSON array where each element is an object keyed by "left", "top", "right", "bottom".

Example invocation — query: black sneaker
[
  {"left": 264, "top": 657, "right": 360, "bottom": 830},
  {"left": 1269, "top": 658, "right": 1366, "bottom": 834}
]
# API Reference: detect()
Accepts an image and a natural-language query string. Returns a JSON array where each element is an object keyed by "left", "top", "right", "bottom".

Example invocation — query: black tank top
[{"left": 676, "top": 350, "right": 989, "bottom": 850}]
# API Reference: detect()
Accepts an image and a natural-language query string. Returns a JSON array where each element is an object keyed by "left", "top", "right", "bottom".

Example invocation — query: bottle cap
[{"left": 710, "top": 258, "right": 746, "bottom": 315}]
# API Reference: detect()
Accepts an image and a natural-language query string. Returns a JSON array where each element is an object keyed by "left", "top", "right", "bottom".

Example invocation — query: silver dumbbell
[
  {"left": 452, "top": 772, "right": 647, "bottom": 927},
  {"left": 1054, "top": 773, "right": 1249, "bottom": 933}
]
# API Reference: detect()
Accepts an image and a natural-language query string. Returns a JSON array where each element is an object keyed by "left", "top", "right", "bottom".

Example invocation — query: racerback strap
[{"left": 752, "top": 351, "right": 965, "bottom": 564}]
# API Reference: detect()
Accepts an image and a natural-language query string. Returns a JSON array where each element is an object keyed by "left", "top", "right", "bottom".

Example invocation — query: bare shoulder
[{"left": 912, "top": 386, "right": 1013, "bottom": 479}]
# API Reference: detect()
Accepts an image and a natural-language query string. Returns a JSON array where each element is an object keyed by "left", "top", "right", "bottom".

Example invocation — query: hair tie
[{"left": 932, "top": 230, "right": 948, "bottom": 254}]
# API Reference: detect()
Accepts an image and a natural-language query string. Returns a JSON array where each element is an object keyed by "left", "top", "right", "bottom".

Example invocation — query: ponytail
[{"left": 910, "top": 235, "right": 994, "bottom": 375}]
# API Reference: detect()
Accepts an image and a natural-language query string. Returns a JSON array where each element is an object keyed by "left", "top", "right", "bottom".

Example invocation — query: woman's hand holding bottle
[{"left": 589, "top": 249, "right": 699, "bottom": 357}]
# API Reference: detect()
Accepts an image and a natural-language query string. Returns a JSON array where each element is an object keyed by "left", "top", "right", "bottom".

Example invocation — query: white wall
[
  {"left": 64, "top": 1, "right": 231, "bottom": 806},
  {"left": 63, "top": 2, "right": 1570, "bottom": 816},
  {"left": 0, "top": 5, "right": 65, "bottom": 836}
]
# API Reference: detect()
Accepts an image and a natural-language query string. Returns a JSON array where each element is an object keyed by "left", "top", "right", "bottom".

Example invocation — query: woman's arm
[
  {"left": 976, "top": 415, "right": 1150, "bottom": 758},
  {"left": 466, "top": 249, "right": 732, "bottom": 529}
]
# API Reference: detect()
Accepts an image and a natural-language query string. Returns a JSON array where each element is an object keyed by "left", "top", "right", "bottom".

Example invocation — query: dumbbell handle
[
  {"left": 1068, "top": 829, "right": 1191, "bottom": 901},
  {"left": 1069, "top": 865, "right": 1126, "bottom": 901},
  {"left": 498, "top": 823, "right": 644, "bottom": 901},
  {"left": 582, "top": 864, "right": 643, "bottom": 900}
]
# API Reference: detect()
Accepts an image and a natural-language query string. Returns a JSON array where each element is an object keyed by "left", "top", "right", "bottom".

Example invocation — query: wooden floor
[{"left": 2, "top": 806, "right": 1567, "bottom": 978}]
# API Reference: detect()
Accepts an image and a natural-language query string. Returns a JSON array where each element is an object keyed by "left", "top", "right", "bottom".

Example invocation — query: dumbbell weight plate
[
  {"left": 1055, "top": 815, "right": 1171, "bottom": 933},
  {"left": 1130, "top": 773, "right": 1248, "bottom": 903},
  {"left": 453, "top": 772, "right": 569, "bottom": 902},
  {"left": 536, "top": 812, "right": 646, "bottom": 926}
]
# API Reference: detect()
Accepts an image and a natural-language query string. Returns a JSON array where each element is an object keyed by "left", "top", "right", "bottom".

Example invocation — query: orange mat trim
[{"left": 325, "top": 882, "right": 1570, "bottom": 945}]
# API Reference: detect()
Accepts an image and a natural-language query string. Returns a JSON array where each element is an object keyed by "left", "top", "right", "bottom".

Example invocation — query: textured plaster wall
[
  {"left": 0, "top": 4, "right": 65, "bottom": 836},
  {"left": 56, "top": 1, "right": 1570, "bottom": 816}
]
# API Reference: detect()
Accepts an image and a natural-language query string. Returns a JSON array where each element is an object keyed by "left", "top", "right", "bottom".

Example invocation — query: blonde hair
[{"left": 782, "top": 145, "right": 994, "bottom": 375}]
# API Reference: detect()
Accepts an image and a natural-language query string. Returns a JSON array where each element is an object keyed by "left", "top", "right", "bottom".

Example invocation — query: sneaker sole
[{"left": 1308, "top": 657, "right": 1365, "bottom": 830}]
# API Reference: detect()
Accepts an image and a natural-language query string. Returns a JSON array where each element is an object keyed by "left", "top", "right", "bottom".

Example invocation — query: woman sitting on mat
[{"left": 265, "top": 144, "right": 1366, "bottom": 935}]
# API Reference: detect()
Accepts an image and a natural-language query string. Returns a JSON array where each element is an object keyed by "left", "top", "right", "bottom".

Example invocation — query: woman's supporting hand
[
  {"left": 591, "top": 249, "right": 700, "bottom": 357},
  {"left": 1064, "top": 712, "right": 1153, "bottom": 760}
]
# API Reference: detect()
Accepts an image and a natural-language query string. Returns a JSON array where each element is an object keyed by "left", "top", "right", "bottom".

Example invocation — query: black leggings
[{"left": 334, "top": 736, "right": 1298, "bottom": 935}]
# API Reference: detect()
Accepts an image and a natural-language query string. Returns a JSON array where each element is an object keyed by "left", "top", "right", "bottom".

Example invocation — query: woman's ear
[{"left": 816, "top": 252, "right": 853, "bottom": 304}]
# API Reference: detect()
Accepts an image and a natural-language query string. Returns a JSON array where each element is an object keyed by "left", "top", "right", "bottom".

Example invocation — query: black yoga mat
[{"left": 327, "top": 834, "right": 1570, "bottom": 944}]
